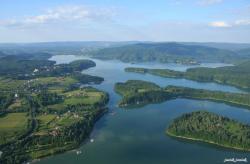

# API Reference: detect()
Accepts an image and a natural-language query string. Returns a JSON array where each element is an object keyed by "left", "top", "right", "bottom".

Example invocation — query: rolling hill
[{"left": 89, "top": 42, "right": 248, "bottom": 64}]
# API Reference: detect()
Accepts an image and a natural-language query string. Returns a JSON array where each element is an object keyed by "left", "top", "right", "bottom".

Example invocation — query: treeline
[
  {"left": 36, "top": 90, "right": 63, "bottom": 106},
  {"left": 89, "top": 42, "right": 246, "bottom": 64},
  {"left": 0, "top": 55, "right": 97, "bottom": 80},
  {"left": 119, "top": 90, "right": 171, "bottom": 107},
  {"left": 125, "top": 60, "right": 250, "bottom": 90},
  {"left": 115, "top": 80, "right": 250, "bottom": 109},
  {"left": 41, "top": 60, "right": 95, "bottom": 77},
  {"left": 71, "top": 73, "right": 104, "bottom": 85},
  {"left": 165, "top": 86, "right": 250, "bottom": 108},
  {"left": 0, "top": 93, "right": 14, "bottom": 112},
  {"left": 115, "top": 80, "right": 160, "bottom": 96},
  {"left": 0, "top": 55, "right": 55, "bottom": 78},
  {"left": 167, "top": 111, "right": 250, "bottom": 151}
]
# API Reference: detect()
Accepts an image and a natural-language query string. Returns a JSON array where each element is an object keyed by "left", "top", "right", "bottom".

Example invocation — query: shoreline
[
  {"left": 29, "top": 107, "right": 108, "bottom": 163},
  {"left": 118, "top": 95, "right": 250, "bottom": 110},
  {"left": 125, "top": 68, "right": 250, "bottom": 92},
  {"left": 166, "top": 130, "right": 250, "bottom": 152}
]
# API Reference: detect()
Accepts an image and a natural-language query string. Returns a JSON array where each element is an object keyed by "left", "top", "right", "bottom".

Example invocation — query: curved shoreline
[
  {"left": 166, "top": 130, "right": 250, "bottom": 152},
  {"left": 125, "top": 67, "right": 250, "bottom": 92}
]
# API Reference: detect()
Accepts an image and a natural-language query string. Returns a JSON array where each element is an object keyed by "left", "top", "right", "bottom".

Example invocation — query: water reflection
[{"left": 41, "top": 55, "right": 250, "bottom": 164}]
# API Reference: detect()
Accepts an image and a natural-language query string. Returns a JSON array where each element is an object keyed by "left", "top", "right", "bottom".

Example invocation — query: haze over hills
[
  {"left": 89, "top": 42, "right": 250, "bottom": 64},
  {"left": 180, "top": 42, "right": 250, "bottom": 51},
  {"left": 1, "top": 41, "right": 250, "bottom": 64},
  {"left": 237, "top": 48, "right": 250, "bottom": 57},
  {"left": 0, "top": 41, "right": 141, "bottom": 56}
]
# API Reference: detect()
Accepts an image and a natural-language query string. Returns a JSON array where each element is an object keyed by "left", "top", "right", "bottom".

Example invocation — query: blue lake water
[{"left": 39, "top": 55, "right": 250, "bottom": 164}]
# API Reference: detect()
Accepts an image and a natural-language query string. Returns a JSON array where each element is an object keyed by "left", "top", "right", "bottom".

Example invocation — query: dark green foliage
[
  {"left": 185, "top": 61, "right": 250, "bottom": 89},
  {"left": 36, "top": 90, "right": 63, "bottom": 106},
  {"left": 120, "top": 90, "right": 171, "bottom": 107},
  {"left": 115, "top": 80, "right": 250, "bottom": 108},
  {"left": 115, "top": 80, "right": 160, "bottom": 96},
  {"left": 35, "top": 60, "right": 96, "bottom": 78},
  {"left": 0, "top": 55, "right": 55, "bottom": 78},
  {"left": 114, "top": 80, "right": 170, "bottom": 107},
  {"left": 167, "top": 111, "right": 250, "bottom": 150},
  {"left": 71, "top": 73, "right": 104, "bottom": 84},
  {"left": 0, "top": 56, "right": 98, "bottom": 81},
  {"left": 68, "top": 60, "right": 96, "bottom": 71},
  {"left": 0, "top": 93, "right": 14, "bottom": 112},
  {"left": 165, "top": 86, "right": 250, "bottom": 108}
]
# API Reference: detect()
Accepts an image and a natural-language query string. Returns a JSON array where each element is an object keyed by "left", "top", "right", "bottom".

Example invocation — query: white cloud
[
  {"left": 198, "top": 0, "right": 224, "bottom": 6},
  {"left": 0, "top": 5, "right": 116, "bottom": 27},
  {"left": 235, "top": 19, "right": 250, "bottom": 26},
  {"left": 209, "top": 19, "right": 250, "bottom": 28},
  {"left": 209, "top": 21, "right": 231, "bottom": 27}
]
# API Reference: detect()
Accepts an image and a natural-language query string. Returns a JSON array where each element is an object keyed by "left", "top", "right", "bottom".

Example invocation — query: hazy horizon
[{"left": 1, "top": 0, "right": 250, "bottom": 43}]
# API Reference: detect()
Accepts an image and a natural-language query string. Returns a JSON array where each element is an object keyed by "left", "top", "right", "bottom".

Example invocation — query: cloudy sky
[{"left": 0, "top": 0, "right": 250, "bottom": 43}]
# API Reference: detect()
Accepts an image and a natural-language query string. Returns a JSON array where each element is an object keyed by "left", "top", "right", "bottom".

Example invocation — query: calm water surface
[{"left": 40, "top": 55, "right": 250, "bottom": 164}]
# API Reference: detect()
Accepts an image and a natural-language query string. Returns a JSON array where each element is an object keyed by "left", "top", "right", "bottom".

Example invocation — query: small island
[
  {"left": 114, "top": 80, "right": 250, "bottom": 109},
  {"left": 167, "top": 111, "right": 250, "bottom": 151}
]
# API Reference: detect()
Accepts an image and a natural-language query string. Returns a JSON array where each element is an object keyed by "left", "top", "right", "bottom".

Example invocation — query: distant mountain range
[
  {"left": 1, "top": 41, "right": 250, "bottom": 64},
  {"left": 0, "top": 41, "right": 140, "bottom": 55},
  {"left": 89, "top": 42, "right": 250, "bottom": 64},
  {"left": 180, "top": 42, "right": 250, "bottom": 51}
]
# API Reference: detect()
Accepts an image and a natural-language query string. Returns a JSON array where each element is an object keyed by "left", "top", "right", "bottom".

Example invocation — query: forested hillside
[
  {"left": 167, "top": 111, "right": 250, "bottom": 151},
  {"left": 125, "top": 60, "right": 250, "bottom": 90},
  {"left": 89, "top": 42, "right": 250, "bottom": 64}
]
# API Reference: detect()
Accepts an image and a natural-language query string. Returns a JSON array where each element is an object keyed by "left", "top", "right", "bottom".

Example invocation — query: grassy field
[
  {"left": 36, "top": 77, "right": 77, "bottom": 86},
  {"left": 36, "top": 114, "right": 57, "bottom": 133},
  {"left": 0, "top": 77, "right": 26, "bottom": 90},
  {"left": 28, "top": 76, "right": 78, "bottom": 93},
  {"left": 63, "top": 89, "right": 105, "bottom": 105},
  {"left": 0, "top": 113, "right": 29, "bottom": 144},
  {"left": 56, "top": 114, "right": 82, "bottom": 127},
  {"left": 36, "top": 113, "right": 82, "bottom": 135},
  {"left": 7, "top": 98, "right": 29, "bottom": 112},
  {"left": 47, "top": 88, "right": 106, "bottom": 111}
]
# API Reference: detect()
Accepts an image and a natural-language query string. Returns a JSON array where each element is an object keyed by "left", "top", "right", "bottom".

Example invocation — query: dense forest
[
  {"left": 125, "top": 60, "right": 250, "bottom": 90},
  {"left": 89, "top": 42, "right": 250, "bottom": 64},
  {"left": 0, "top": 55, "right": 97, "bottom": 79},
  {"left": 167, "top": 111, "right": 250, "bottom": 151},
  {"left": 115, "top": 80, "right": 250, "bottom": 109}
]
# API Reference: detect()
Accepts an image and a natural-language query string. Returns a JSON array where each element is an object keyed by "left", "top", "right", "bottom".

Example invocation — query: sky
[{"left": 0, "top": 0, "right": 250, "bottom": 43}]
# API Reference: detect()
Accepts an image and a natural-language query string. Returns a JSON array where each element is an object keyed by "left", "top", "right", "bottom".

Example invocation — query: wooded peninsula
[
  {"left": 167, "top": 111, "right": 250, "bottom": 151},
  {"left": 125, "top": 60, "right": 250, "bottom": 91},
  {"left": 115, "top": 80, "right": 250, "bottom": 109}
]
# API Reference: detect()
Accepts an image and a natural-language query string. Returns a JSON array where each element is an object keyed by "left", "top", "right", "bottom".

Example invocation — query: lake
[{"left": 39, "top": 55, "right": 250, "bottom": 164}]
